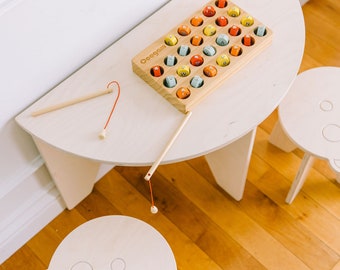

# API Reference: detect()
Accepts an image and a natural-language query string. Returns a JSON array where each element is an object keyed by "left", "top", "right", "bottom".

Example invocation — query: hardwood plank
[
  {"left": 189, "top": 152, "right": 340, "bottom": 269},
  {"left": 156, "top": 162, "right": 310, "bottom": 270},
  {"left": 75, "top": 188, "right": 122, "bottom": 219},
  {"left": 254, "top": 127, "right": 340, "bottom": 217},
  {"left": 0, "top": 245, "right": 45, "bottom": 270},
  {"left": 302, "top": 0, "right": 340, "bottom": 67},
  {"left": 304, "top": 38, "right": 340, "bottom": 67},
  {"left": 26, "top": 209, "right": 87, "bottom": 267},
  {"left": 303, "top": 3, "right": 340, "bottom": 46},
  {"left": 248, "top": 146, "right": 340, "bottom": 254},
  {"left": 239, "top": 182, "right": 339, "bottom": 269},
  {"left": 299, "top": 53, "right": 325, "bottom": 72},
  {"left": 45, "top": 208, "right": 87, "bottom": 240},
  {"left": 304, "top": 0, "right": 340, "bottom": 29},
  {"left": 25, "top": 226, "right": 61, "bottom": 267}
]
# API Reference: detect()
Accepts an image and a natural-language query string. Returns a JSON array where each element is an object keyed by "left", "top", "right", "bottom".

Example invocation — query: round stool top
[
  {"left": 48, "top": 215, "right": 176, "bottom": 270},
  {"left": 279, "top": 67, "right": 340, "bottom": 170}
]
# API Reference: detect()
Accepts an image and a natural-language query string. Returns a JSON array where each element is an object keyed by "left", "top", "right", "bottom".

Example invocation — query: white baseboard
[
  {"left": 0, "top": 189, "right": 65, "bottom": 265},
  {"left": 0, "top": 166, "right": 65, "bottom": 264},
  {"left": 0, "top": 162, "right": 114, "bottom": 265}
]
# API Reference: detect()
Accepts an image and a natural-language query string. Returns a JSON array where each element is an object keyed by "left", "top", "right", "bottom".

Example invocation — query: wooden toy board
[{"left": 132, "top": 0, "right": 273, "bottom": 113}]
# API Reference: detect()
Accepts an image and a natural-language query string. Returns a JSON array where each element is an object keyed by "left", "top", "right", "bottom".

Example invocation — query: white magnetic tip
[
  {"left": 150, "top": 205, "right": 158, "bottom": 214},
  {"left": 144, "top": 173, "right": 151, "bottom": 181},
  {"left": 99, "top": 129, "right": 106, "bottom": 139}
]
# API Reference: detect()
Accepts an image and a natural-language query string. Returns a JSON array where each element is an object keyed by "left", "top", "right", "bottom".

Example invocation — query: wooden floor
[{"left": 2, "top": 0, "right": 339, "bottom": 269}]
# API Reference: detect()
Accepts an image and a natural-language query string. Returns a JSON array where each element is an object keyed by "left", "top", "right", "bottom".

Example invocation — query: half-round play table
[{"left": 16, "top": 0, "right": 305, "bottom": 209}]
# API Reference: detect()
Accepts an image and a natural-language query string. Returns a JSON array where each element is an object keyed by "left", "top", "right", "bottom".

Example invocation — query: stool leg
[
  {"left": 336, "top": 173, "right": 340, "bottom": 184},
  {"left": 286, "top": 153, "right": 314, "bottom": 204},
  {"left": 328, "top": 159, "right": 340, "bottom": 184},
  {"left": 269, "top": 121, "right": 297, "bottom": 152}
]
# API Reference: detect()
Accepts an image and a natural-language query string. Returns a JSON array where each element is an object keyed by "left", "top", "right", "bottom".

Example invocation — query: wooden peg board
[{"left": 132, "top": 0, "right": 273, "bottom": 113}]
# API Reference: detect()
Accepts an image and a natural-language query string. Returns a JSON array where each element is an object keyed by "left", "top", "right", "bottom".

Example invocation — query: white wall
[
  {"left": 0, "top": 0, "right": 169, "bottom": 128},
  {"left": 0, "top": 0, "right": 168, "bottom": 264}
]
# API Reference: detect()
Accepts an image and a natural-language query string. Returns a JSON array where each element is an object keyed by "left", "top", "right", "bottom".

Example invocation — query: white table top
[
  {"left": 279, "top": 67, "right": 340, "bottom": 164},
  {"left": 16, "top": 0, "right": 305, "bottom": 166},
  {"left": 48, "top": 215, "right": 176, "bottom": 270}
]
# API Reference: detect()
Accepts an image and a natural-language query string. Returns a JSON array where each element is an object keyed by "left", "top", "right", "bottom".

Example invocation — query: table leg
[
  {"left": 204, "top": 128, "right": 257, "bottom": 201},
  {"left": 32, "top": 136, "right": 101, "bottom": 209},
  {"left": 286, "top": 153, "right": 314, "bottom": 204}
]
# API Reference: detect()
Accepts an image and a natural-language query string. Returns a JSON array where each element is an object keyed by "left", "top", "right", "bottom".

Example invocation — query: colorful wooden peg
[
  {"left": 227, "top": 6, "right": 240, "bottom": 17},
  {"left": 164, "top": 34, "right": 178, "bottom": 46},
  {"left": 177, "top": 25, "right": 191, "bottom": 36},
  {"left": 190, "top": 16, "right": 204, "bottom": 26},
  {"left": 203, "top": 65, "right": 218, "bottom": 77},
  {"left": 203, "top": 6, "right": 216, "bottom": 17},
  {"left": 229, "top": 25, "right": 241, "bottom": 36},
  {"left": 190, "top": 54, "right": 204, "bottom": 66},
  {"left": 230, "top": 45, "right": 242, "bottom": 56},
  {"left": 216, "top": 0, "right": 227, "bottom": 8},
  {"left": 176, "top": 87, "right": 191, "bottom": 99}
]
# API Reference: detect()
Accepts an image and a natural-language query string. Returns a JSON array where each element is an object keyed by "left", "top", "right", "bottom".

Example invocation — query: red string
[
  {"left": 103, "top": 80, "right": 121, "bottom": 130},
  {"left": 148, "top": 180, "right": 155, "bottom": 207},
  {"left": 103, "top": 81, "right": 157, "bottom": 212}
]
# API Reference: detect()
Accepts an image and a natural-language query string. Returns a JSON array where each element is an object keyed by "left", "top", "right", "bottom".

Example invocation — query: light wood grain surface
[{"left": 48, "top": 215, "right": 176, "bottom": 269}]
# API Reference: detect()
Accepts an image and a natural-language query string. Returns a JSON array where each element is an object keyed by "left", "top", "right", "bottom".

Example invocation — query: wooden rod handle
[
  {"left": 31, "top": 88, "right": 113, "bottom": 117},
  {"left": 144, "top": 111, "right": 193, "bottom": 181}
]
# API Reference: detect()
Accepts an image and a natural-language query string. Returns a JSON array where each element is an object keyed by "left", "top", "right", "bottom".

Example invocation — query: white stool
[
  {"left": 269, "top": 67, "right": 340, "bottom": 204},
  {"left": 48, "top": 215, "right": 176, "bottom": 270}
]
